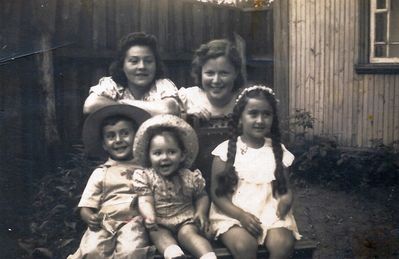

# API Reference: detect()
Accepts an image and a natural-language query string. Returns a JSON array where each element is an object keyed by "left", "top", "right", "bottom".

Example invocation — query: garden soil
[{"left": 293, "top": 184, "right": 399, "bottom": 258}]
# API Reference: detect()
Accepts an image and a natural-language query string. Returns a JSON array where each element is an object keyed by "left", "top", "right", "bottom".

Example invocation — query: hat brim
[
  {"left": 82, "top": 104, "right": 151, "bottom": 158},
  {"left": 133, "top": 114, "right": 198, "bottom": 168}
]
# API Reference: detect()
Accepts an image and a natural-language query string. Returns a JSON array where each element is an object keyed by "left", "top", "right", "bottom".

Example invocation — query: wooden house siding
[{"left": 286, "top": 0, "right": 399, "bottom": 147}]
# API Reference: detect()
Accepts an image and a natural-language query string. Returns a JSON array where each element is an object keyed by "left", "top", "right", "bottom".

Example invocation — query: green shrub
[{"left": 291, "top": 138, "right": 399, "bottom": 191}]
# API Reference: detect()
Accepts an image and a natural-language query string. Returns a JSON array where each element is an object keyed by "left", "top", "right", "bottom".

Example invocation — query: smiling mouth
[
  {"left": 210, "top": 85, "right": 224, "bottom": 89},
  {"left": 159, "top": 163, "right": 174, "bottom": 171},
  {"left": 253, "top": 127, "right": 266, "bottom": 131},
  {"left": 114, "top": 146, "right": 128, "bottom": 152}
]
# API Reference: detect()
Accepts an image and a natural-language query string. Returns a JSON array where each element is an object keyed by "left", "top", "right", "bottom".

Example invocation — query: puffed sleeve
[
  {"left": 177, "top": 86, "right": 206, "bottom": 116},
  {"left": 177, "top": 87, "right": 188, "bottom": 113},
  {"left": 155, "top": 78, "right": 179, "bottom": 99},
  {"left": 190, "top": 169, "right": 207, "bottom": 199},
  {"left": 211, "top": 140, "right": 229, "bottom": 162},
  {"left": 78, "top": 167, "right": 105, "bottom": 209},
  {"left": 132, "top": 169, "right": 153, "bottom": 196},
  {"left": 282, "top": 144, "right": 295, "bottom": 167},
  {"left": 88, "top": 77, "right": 123, "bottom": 100}
]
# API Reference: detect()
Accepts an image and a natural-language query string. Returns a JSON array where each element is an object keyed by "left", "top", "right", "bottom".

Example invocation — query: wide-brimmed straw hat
[
  {"left": 82, "top": 104, "right": 151, "bottom": 158},
  {"left": 133, "top": 114, "right": 199, "bottom": 168}
]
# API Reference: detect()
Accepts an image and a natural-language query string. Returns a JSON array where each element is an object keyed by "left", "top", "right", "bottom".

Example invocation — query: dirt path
[{"left": 293, "top": 184, "right": 399, "bottom": 258}]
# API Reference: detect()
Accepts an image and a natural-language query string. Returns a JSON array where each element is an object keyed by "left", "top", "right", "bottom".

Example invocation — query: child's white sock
[
  {"left": 164, "top": 244, "right": 185, "bottom": 259},
  {"left": 199, "top": 252, "right": 217, "bottom": 259}
]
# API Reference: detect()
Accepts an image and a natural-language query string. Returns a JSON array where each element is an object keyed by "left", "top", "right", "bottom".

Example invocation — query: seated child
[
  {"left": 68, "top": 104, "right": 155, "bottom": 259},
  {"left": 132, "top": 115, "right": 217, "bottom": 259},
  {"left": 209, "top": 85, "right": 301, "bottom": 259}
]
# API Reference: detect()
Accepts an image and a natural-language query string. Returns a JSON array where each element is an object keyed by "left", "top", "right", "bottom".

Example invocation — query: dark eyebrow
[
  {"left": 126, "top": 55, "right": 153, "bottom": 59},
  {"left": 247, "top": 108, "right": 272, "bottom": 113}
]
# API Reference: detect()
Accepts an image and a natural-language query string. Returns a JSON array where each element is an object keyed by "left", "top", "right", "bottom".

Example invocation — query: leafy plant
[
  {"left": 18, "top": 145, "right": 100, "bottom": 258},
  {"left": 289, "top": 109, "right": 315, "bottom": 134},
  {"left": 286, "top": 109, "right": 317, "bottom": 152},
  {"left": 291, "top": 137, "right": 399, "bottom": 191}
]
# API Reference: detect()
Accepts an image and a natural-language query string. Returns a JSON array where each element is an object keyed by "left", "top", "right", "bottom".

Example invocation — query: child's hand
[
  {"left": 80, "top": 208, "right": 101, "bottom": 231},
  {"left": 193, "top": 211, "right": 209, "bottom": 233},
  {"left": 238, "top": 211, "right": 262, "bottom": 238},
  {"left": 190, "top": 106, "right": 211, "bottom": 121},
  {"left": 276, "top": 193, "right": 293, "bottom": 220}
]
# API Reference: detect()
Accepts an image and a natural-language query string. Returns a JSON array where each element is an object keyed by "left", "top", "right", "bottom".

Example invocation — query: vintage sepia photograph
[{"left": 1, "top": 0, "right": 398, "bottom": 258}]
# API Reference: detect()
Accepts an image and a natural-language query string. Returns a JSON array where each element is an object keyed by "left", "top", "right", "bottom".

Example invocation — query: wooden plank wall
[
  {"left": 52, "top": 0, "right": 273, "bottom": 142},
  {"left": 0, "top": 0, "right": 272, "bottom": 216},
  {"left": 50, "top": 0, "right": 272, "bottom": 142},
  {"left": 0, "top": 0, "right": 273, "bottom": 154},
  {"left": 287, "top": 0, "right": 399, "bottom": 147}
]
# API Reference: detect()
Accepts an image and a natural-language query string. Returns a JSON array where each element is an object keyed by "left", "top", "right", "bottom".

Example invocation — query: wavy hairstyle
[
  {"left": 215, "top": 85, "right": 287, "bottom": 197},
  {"left": 191, "top": 39, "right": 245, "bottom": 92},
  {"left": 109, "top": 32, "right": 165, "bottom": 87}
]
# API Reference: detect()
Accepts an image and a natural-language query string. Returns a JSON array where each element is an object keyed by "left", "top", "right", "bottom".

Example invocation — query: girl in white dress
[{"left": 209, "top": 85, "right": 301, "bottom": 259}]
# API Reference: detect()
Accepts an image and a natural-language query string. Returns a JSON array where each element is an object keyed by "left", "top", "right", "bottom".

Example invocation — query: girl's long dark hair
[{"left": 215, "top": 86, "right": 287, "bottom": 197}]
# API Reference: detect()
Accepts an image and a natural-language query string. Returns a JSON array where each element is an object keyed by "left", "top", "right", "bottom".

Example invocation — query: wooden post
[
  {"left": 32, "top": 0, "right": 60, "bottom": 147},
  {"left": 35, "top": 34, "right": 60, "bottom": 146},
  {"left": 234, "top": 32, "right": 248, "bottom": 83},
  {"left": 273, "top": 0, "right": 290, "bottom": 140}
]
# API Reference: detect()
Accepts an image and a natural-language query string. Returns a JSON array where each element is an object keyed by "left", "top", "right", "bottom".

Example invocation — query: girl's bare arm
[
  {"left": 193, "top": 194, "right": 210, "bottom": 231},
  {"left": 119, "top": 97, "right": 180, "bottom": 116},
  {"left": 210, "top": 157, "right": 243, "bottom": 219},
  {"left": 83, "top": 94, "right": 117, "bottom": 114},
  {"left": 138, "top": 195, "right": 158, "bottom": 230},
  {"left": 195, "top": 194, "right": 210, "bottom": 216},
  {"left": 210, "top": 157, "right": 262, "bottom": 236},
  {"left": 83, "top": 94, "right": 179, "bottom": 116},
  {"left": 276, "top": 167, "right": 293, "bottom": 219}
]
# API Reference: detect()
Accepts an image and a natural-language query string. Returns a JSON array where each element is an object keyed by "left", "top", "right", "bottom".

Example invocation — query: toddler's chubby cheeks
[
  {"left": 148, "top": 131, "right": 186, "bottom": 178},
  {"left": 102, "top": 119, "right": 136, "bottom": 161}
]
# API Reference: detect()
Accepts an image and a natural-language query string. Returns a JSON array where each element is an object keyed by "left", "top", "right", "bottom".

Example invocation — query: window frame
[
  {"left": 369, "top": 0, "right": 399, "bottom": 63},
  {"left": 355, "top": 0, "right": 399, "bottom": 74}
]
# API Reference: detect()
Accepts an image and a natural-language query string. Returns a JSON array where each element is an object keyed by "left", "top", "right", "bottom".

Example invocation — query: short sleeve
[
  {"left": 177, "top": 87, "right": 189, "bottom": 112},
  {"left": 155, "top": 79, "right": 179, "bottom": 99},
  {"left": 190, "top": 169, "right": 207, "bottom": 198},
  {"left": 88, "top": 77, "right": 122, "bottom": 100},
  {"left": 282, "top": 144, "right": 295, "bottom": 167},
  {"left": 132, "top": 169, "right": 153, "bottom": 196},
  {"left": 211, "top": 140, "right": 229, "bottom": 162},
  {"left": 78, "top": 168, "right": 105, "bottom": 209}
]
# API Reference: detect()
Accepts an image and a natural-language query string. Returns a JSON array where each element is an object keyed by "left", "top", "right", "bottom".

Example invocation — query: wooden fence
[
  {"left": 49, "top": 0, "right": 273, "bottom": 141},
  {"left": 0, "top": 0, "right": 273, "bottom": 208}
]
